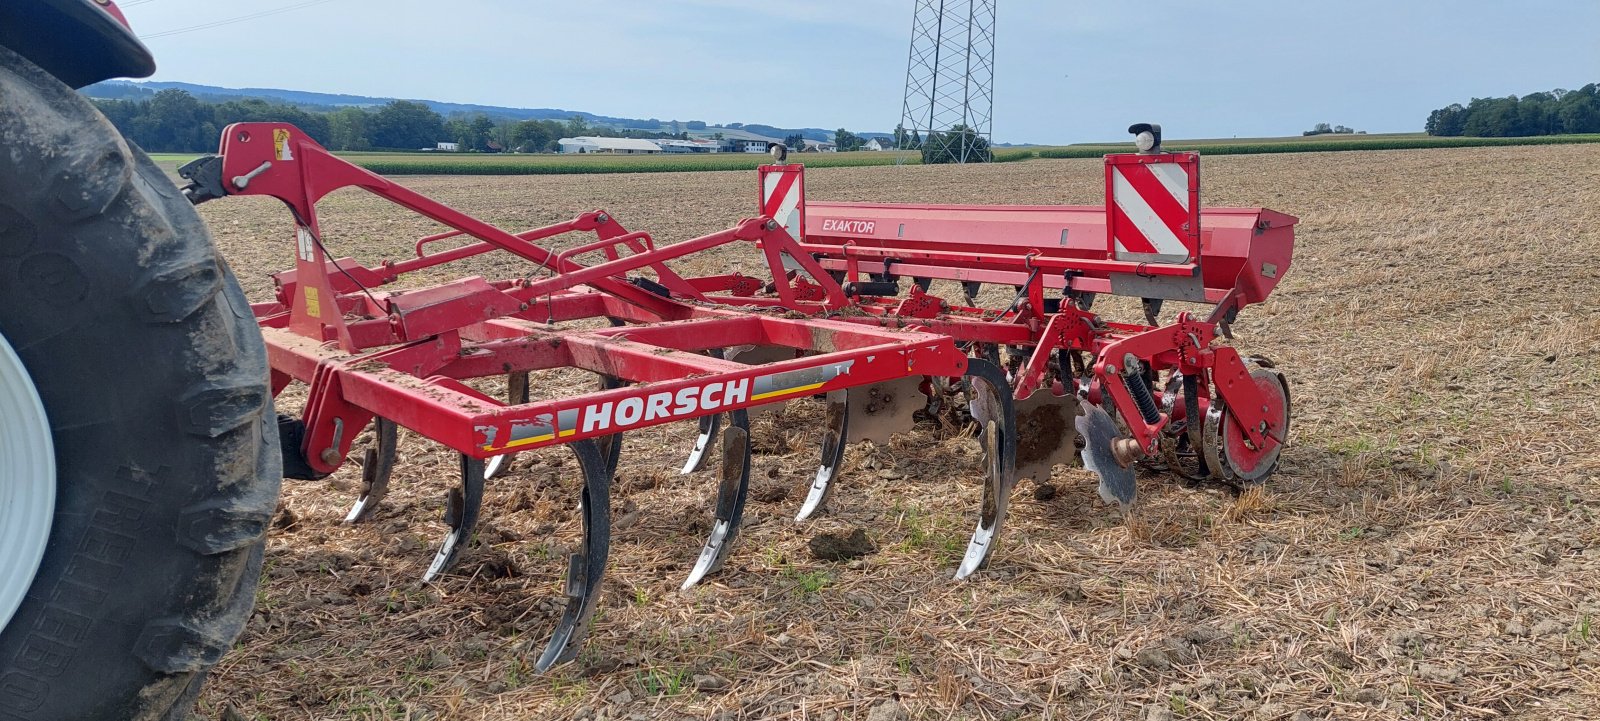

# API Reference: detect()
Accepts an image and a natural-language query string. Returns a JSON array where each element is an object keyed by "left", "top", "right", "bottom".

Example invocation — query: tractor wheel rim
[{"left": 0, "top": 329, "right": 55, "bottom": 634}]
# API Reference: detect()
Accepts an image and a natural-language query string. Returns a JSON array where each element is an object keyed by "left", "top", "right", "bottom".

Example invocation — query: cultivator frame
[{"left": 181, "top": 122, "right": 1296, "bottom": 671}]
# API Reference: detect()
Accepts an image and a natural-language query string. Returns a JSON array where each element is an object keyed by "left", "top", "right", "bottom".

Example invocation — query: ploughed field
[{"left": 194, "top": 145, "right": 1600, "bottom": 720}]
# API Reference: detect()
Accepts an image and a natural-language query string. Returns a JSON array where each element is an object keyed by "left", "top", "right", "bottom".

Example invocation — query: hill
[{"left": 81, "top": 80, "right": 880, "bottom": 142}]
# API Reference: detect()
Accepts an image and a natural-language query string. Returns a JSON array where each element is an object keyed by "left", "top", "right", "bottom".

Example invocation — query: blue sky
[{"left": 122, "top": 0, "right": 1599, "bottom": 144}]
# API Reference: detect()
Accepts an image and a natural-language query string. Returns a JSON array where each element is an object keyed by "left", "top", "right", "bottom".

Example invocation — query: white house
[
  {"left": 862, "top": 137, "right": 893, "bottom": 151},
  {"left": 557, "top": 137, "right": 663, "bottom": 154},
  {"left": 435, "top": 141, "right": 460, "bottom": 152},
  {"left": 802, "top": 139, "right": 837, "bottom": 153}
]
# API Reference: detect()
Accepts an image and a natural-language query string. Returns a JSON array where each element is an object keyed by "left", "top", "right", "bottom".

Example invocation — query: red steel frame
[
  {"left": 685, "top": 161, "right": 1297, "bottom": 458},
  {"left": 216, "top": 123, "right": 968, "bottom": 477},
  {"left": 214, "top": 121, "right": 1294, "bottom": 479}
]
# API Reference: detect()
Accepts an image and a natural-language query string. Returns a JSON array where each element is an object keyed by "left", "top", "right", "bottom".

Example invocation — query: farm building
[
  {"left": 689, "top": 127, "right": 786, "bottom": 154},
  {"left": 655, "top": 139, "right": 722, "bottom": 154},
  {"left": 435, "top": 141, "right": 459, "bottom": 152},
  {"left": 802, "top": 139, "right": 837, "bottom": 152},
  {"left": 557, "top": 137, "right": 663, "bottom": 154},
  {"left": 861, "top": 137, "right": 893, "bottom": 151}
]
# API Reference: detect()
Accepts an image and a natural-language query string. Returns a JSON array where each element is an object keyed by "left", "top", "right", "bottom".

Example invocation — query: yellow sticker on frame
[{"left": 273, "top": 128, "right": 294, "bottom": 161}]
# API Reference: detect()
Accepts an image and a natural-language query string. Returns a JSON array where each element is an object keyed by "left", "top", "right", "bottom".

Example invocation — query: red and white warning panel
[
  {"left": 758, "top": 164, "right": 806, "bottom": 242},
  {"left": 1104, "top": 152, "right": 1200, "bottom": 265}
]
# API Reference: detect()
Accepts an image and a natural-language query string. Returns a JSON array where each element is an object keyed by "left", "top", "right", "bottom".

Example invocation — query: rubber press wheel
[{"left": 0, "top": 46, "right": 280, "bottom": 721}]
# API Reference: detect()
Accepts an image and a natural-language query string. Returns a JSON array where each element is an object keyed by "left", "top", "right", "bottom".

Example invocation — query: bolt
[
  {"left": 765, "top": 219, "right": 780, "bottom": 231},
  {"left": 319, "top": 448, "right": 339, "bottom": 465},
  {"left": 596, "top": 213, "right": 610, "bottom": 224}
]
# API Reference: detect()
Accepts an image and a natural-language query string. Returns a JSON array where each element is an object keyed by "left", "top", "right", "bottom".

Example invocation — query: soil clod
[{"left": 808, "top": 528, "right": 876, "bottom": 561}]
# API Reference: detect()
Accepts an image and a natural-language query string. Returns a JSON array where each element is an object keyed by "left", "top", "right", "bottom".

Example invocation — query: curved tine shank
[
  {"left": 596, "top": 374, "right": 626, "bottom": 477},
  {"left": 683, "top": 349, "right": 728, "bottom": 474},
  {"left": 682, "top": 407, "right": 753, "bottom": 590},
  {"left": 485, "top": 371, "right": 531, "bottom": 480},
  {"left": 794, "top": 389, "right": 849, "bottom": 521},
  {"left": 423, "top": 454, "right": 486, "bottom": 583},
  {"left": 954, "top": 358, "right": 1019, "bottom": 580},
  {"left": 681, "top": 412, "right": 721, "bottom": 475},
  {"left": 533, "top": 438, "right": 613, "bottom": 672},
  {"left": 345, "top": 417, "right": 399, "bottom": 523}
]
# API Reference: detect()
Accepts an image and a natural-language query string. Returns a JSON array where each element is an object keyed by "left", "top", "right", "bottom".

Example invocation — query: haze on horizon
[{"left": 121, "top": 0, "right": 1599, "bottom": 144}]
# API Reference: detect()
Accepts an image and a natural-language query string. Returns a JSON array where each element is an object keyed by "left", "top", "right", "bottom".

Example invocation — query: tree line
[
  {"left": 90, "top": 89, "right": 691, "bottom": 153},
  {"left": 1426, "top": 84, "right": 1600, "bottom": 137}
]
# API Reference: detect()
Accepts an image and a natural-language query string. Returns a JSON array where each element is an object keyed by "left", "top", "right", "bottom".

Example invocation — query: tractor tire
[{"left": 0, "top": 44, "right": 280, "bottom": 721}]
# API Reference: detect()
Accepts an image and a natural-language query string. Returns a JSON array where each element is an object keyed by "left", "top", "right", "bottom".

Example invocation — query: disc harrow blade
[
  {"left": 954, "top": 357, "right": 1018, "bottom": 580},
  {"left": 845, "top": 375, "right": 922, "bottom": 444},
  {"left": 1077, "top": 403, "right": 1136, "bottom": 509},
  {"left": 794, "top": 389, "right": 849, "bottom": 521},
  {"left": 682, "top": 408, "right": 753, "bottom": 589},
  {"left": 1013, "top": 388, "right": 1079, "bottom": 484},
  {"left": 344, "top": 416, "right": 398, "bottom": 523}
]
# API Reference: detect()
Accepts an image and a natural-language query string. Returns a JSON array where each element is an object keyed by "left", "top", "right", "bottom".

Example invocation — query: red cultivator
[{"left": 178, "top": 123, "right": 1296, "bottom": 670}]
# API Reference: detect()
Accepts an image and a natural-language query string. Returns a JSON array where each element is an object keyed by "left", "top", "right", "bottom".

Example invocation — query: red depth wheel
[{"left": 1209, "top": 368, "right": 1290, "bottom": 484}]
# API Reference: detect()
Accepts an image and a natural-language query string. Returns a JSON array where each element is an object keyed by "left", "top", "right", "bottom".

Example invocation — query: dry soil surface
[{"left": 194, "top": 145, "right": 1600, "bottom": 720}]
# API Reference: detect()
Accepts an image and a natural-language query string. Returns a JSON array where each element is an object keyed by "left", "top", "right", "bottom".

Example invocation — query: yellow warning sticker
[
  {"left": 273, "top": 128, "right": 294, "bottom": 161},
  {"left": 304, "top": 286, "right": 321, "bottom": 318}
]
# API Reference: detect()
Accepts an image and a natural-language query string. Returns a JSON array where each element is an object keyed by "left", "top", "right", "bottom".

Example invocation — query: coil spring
[{"left": 1122, "top": 366, "right": 1161, "bottom": 425}]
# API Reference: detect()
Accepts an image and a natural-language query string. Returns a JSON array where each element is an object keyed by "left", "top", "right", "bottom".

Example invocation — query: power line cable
[{"left": 141, "top": 0, "right": 339, "bottom": 39}]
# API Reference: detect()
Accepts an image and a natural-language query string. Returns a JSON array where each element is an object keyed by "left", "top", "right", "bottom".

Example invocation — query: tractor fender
[{"left": 0, "top": 0, "right": 155, "bottom": 88}]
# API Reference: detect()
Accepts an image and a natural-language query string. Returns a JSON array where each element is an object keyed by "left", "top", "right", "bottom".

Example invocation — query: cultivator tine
[
  {"left": 594, "top": 375, "right": 627, "bottom": 477},
  {"left": 961, "top": 281, "right": 983, "bottom": 307},
  {"left": 422, "top": 455, "right": 485, "bottom": 583},
  {"left": 484, "top": 371, "right": 531, "bottom": 481},
  {"left": 955, "top": 358, "right": 1017, "bottom": 580},
  {"left": 344, "top": 417, "right": 398, "bottom": 523},
  {"left": 1077, "top": 404, "right": 1136, "bottom": 509},
  {"left": 682, "top": 408, "right": 753, "bottom": 590},
  {"left": 1013, "top": 389, "right": 1079, "bottom": 484},
  {"left": 681, "top": 413, "right": 721, "bottom": 474},
  {"left": 533, "top": 438, "right": 612, "bottom": 673},
  {"left": 795, "top": 389, "right": 849, "bottom": 521},
  {"left": 845, "top": 375, "right": 922, "bottom": 444}
]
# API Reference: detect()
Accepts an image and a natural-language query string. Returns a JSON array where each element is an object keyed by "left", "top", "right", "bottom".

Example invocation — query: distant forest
[
  {"left": 90, "top": 89, "right": 690, "bottom": 153},
  {"left": 1426, "top": 84, "right": 1600, "bottom": 136}
]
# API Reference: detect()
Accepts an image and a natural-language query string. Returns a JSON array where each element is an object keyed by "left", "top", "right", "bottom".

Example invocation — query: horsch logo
[
  {"left": 581, "top": 378, "right": 750, "bottom": 433},
  {"left": 820, "top": 218, "right": 876, "bottom": 234}
]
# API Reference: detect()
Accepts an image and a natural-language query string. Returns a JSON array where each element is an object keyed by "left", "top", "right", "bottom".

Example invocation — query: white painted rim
[{"left": 0, "top": 329, "right": 55, "bottom": 634}]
